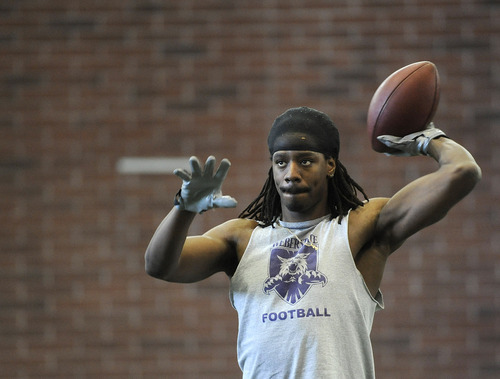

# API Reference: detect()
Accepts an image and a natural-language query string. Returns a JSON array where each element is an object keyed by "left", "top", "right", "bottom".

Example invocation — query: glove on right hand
[
  {"left": 377, "top": 122, "right": 447, "bottom": 157},
  {"left": 173, "top": 156, "right": 238, "bottom": 214}
]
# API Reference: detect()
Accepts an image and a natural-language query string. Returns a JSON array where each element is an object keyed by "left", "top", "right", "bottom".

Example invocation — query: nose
[{"left": 285, "top": 162, "right": 301, "bottom": 182}]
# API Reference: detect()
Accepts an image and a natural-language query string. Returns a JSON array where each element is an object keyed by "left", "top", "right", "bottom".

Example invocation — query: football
[{"left": 367, "top": 61, "right": 440, "bottom": 153}]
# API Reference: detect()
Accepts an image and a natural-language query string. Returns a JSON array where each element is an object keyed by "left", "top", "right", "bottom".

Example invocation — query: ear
[{"left": 326, "top": 157, "right": 336, "bottom": 177}]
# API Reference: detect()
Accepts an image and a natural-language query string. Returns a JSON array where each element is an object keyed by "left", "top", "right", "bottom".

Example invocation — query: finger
[
  {"left": 174, "top": 168, "right": 192, "bottom": 182},
  {"left": 376, "top": 135, "right": 399, "bottom": 148},
  {"left": 189, "top": 156, "right": 203, "bottom": 177},
  {"left": 214, "top": 158, "right": 231, "bottom": 183},
  {"left": 203, "top": 156, "right": 216, "bottom": 178},
  {"left": 213, "top": 195, "right": 238, "bottom": 208},
  {"left": 377, "top": 134, "right": 398, "bottom": 141}
]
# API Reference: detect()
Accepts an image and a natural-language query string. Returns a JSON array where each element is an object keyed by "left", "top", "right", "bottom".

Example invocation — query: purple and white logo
[{"left": 263, "top": 241, "right": 327, "bottom": 305}]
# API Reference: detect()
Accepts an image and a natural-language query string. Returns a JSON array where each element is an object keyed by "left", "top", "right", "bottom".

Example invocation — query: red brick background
[{"left": 1, "top": 1, "right": 498, "bottom": 378}]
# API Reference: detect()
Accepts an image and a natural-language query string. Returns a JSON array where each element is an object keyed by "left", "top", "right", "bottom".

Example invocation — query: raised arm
[
  {"left": 375, "top": 127, "right": 482, "bottom": 253},
  {"left": 145, "top": 208, "right": 255, "bottom": 282},
  {"left": 144, "top": 156, "right": 239, "bottom": 282}
]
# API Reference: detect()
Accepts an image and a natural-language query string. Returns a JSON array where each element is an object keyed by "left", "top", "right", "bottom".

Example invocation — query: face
[{"left": 272, "top": 150, "right": 335, "bottom": 222}]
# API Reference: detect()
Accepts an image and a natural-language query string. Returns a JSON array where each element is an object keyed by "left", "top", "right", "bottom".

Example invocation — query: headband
[{"left": 267, "top": 106, "right": 340, "bottom": 159}]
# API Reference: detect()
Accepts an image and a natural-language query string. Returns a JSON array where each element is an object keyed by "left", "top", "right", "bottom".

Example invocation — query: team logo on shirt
[{"left": 263, "top": 237, "right": 327, "bottom": 305}]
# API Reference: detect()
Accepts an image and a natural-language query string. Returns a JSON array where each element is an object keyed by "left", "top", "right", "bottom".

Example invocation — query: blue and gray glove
[
  {"left": 377, "top": 122, "right": 447, "bottom": 156},
  {"left": 173, "top": 156, "right": 238, "bottom": 213}
]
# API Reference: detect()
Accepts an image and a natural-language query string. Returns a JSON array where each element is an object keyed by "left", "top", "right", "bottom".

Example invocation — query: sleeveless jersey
[{"left": 229, "top": 214, "right": 384, "bottom": 378}]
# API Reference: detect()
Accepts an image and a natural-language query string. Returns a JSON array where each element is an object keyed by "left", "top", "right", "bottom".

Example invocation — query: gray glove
[
  {"left": 173, "top": 156, "right": 237, "bottom": 213},
  {"left": 377, "top": 122, "right": 447, "bottom": 156}
]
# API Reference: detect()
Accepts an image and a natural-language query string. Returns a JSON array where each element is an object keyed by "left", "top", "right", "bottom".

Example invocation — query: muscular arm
[
  {"left": 375, "top": 137, "right": 481, "bottom": 253},
  {"left": 144, "top": 207, "right": 256, "bottom": 283},
  {"left": 144, "top": 156, "right": 248, "bottom": 283},
  {"left": 145, "top": 207, "right": 202, "bottom": 282},
  {"left": 352, "top": 137, "right": 481, "bottom": 296}
]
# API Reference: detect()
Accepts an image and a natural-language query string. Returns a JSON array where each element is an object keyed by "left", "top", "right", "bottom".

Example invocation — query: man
[{"left": 145, "top": 107, "right": 481, "bottom": 378}]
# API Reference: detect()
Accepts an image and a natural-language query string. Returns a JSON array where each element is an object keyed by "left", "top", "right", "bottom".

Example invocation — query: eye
[
  {"left": 301, "top": 159, "right": 312, "bottom": 166},
  {"left": 274, "top": 159, "right": 287, "bottom": 167}
]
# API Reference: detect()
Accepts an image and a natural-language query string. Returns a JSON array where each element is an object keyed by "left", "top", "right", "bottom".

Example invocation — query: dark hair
[
  {"left": 238, "top": 158, "right": 368, "bottom": 226},
  {"left": 268, "top": 106, "right": 340, "bottom": 159}
]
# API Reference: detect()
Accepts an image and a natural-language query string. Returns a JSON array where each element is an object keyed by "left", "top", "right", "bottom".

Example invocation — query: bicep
[
  {"left": 376, "top": 164, "right": 478, "bottom": 251},
  {"left": 166, "top": 218, "right": 257, "bottom": 283},
  {"left": 166, "top": 234, "right": 236, "bottom": 283}
]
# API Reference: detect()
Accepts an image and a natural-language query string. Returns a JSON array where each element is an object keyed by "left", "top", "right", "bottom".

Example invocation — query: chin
[{"left": 283, "top": 199, "right": 309, "bottom": 214}]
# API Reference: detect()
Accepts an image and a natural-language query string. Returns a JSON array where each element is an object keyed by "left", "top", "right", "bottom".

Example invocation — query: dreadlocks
[
  {"left": 242, "top": 106, "right": 369, "bottom": 226},
  {"left": 238, "top": 158, "right": 368, "bottom": 227}
]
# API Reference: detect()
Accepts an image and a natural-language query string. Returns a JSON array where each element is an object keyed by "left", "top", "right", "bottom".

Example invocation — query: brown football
[{"left": 367, "top": 61, "right": 440, "bottom": 153}]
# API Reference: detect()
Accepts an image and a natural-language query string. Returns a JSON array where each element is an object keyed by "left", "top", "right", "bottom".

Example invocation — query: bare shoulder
[
  {"left": 204, "top": 218, "right": 259, "bottom": 259},
  {"left": 348, "top": 198, "right": 389, "bottom": 257},
  {"left": 205, "top": 218, "right": 259, "bottom": 237},
  {"left": 351, "top": 197, "right": 389, "bottom": 220}
]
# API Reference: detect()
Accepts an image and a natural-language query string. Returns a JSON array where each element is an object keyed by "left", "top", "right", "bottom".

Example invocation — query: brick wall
[{"left": 1, "top": 1, "right": 498, "bottom": 378}]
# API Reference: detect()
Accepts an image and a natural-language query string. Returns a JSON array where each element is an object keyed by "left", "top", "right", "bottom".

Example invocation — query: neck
[{"left": 281, "top": 208, "right": 330, "bottom": 223}]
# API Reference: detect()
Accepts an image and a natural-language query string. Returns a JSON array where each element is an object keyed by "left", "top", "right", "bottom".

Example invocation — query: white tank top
[{"left": 229, "top": 214, "right": 384, "bottom": 378}]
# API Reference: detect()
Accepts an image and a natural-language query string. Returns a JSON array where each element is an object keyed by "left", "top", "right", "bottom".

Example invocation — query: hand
[
  {"left": 377, "top": 122, "right": 447, "bottom": 156},
  {"left": 173, "top": 156, "right": 238, "bottom": 213}
]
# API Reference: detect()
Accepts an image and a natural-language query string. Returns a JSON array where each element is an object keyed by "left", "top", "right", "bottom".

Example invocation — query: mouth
[{"left": 280, "top": 186, "right": 309, "bottom": 195}]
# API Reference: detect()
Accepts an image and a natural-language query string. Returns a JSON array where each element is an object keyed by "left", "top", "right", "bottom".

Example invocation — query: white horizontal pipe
[{"left": 116, "top": 157, "right": 190, "bottom": 175}]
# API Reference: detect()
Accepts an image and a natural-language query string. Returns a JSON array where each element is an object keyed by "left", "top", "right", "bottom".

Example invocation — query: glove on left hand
[
  {"left": 173, "top": 156, "right": 238, "bottom": 213},
  {"left": 377, "top": 122, "right": 447, "bottom": 157}
]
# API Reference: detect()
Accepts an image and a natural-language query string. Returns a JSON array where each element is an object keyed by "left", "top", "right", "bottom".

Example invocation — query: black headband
[{"left": 267, "top": 107, "right": 340, "bottom": 159}]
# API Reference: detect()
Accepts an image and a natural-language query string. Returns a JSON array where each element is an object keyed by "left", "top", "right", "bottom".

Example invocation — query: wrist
[
  {"left": 420, "top": 128, "right": 447, "bottom": 156},
  {"left": 173, "top": 189, "right": 183, "bottom": 208},
  {"left": 173, "top": 189, "right": 197, "bottom": 213},
  {"left": 174, "top": 188, "right": 213, "bottom": 214},
  {"left": 425, "top": 136, "right": 450, "bottom": 158}
]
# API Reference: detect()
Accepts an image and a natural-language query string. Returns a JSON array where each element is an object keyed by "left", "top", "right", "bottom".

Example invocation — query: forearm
[
  {"left": 427, "top": 137, "right": 482, "bottom": 194},
  {"left": 144, "top": 207, "right": 196, "bottom": 280},
  {"left": 377, "top": 137, "right": 481, "bottom": 250}
]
